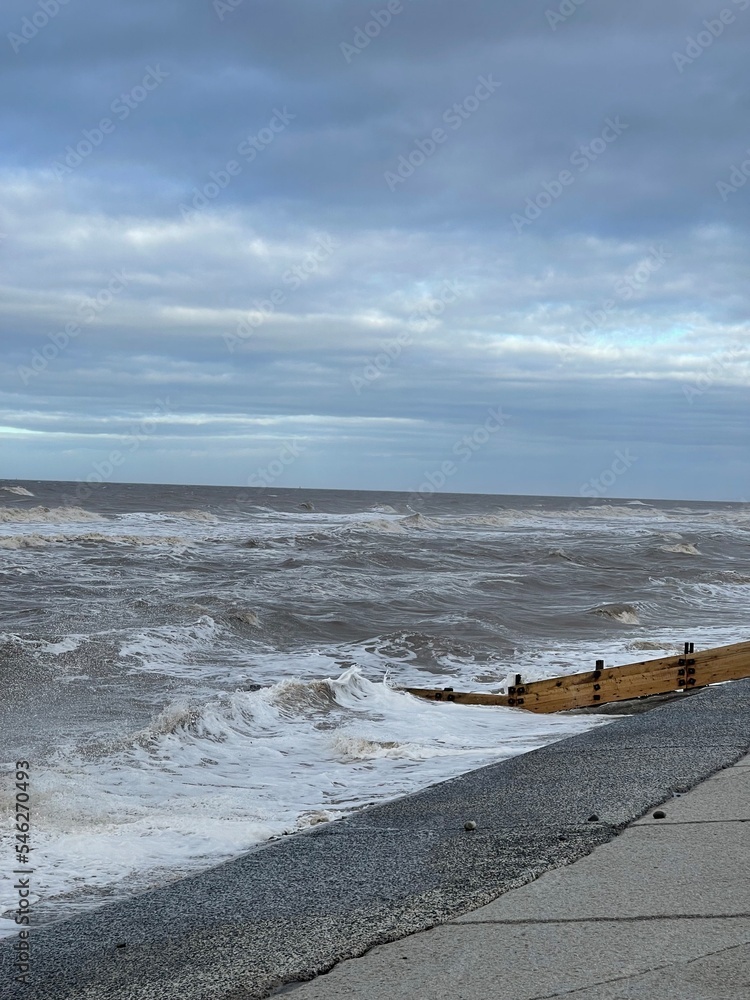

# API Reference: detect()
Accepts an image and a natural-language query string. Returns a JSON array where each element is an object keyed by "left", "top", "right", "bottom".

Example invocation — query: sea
[{"left": 1, "top": 480, "right": 748, "bottom": 936}]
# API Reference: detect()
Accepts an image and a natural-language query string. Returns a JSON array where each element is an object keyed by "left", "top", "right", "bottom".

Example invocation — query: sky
[{"left": 1, "top": 0, "right": 748, "bottom": 501}]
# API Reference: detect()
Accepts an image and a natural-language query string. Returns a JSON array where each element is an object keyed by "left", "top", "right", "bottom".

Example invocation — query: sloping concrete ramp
[{"left": 291, "top": 754, "right": 750, "bottom": 999}]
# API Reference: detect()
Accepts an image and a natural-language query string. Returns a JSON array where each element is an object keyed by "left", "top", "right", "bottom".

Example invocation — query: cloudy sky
[{"left": 1, "top": 0, "right": 748, "bottom": 500}]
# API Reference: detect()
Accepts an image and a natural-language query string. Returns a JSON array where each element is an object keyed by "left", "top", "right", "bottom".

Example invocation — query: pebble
[
  {"left": 653, "top": 810, "right": 666, "bottom": 819},
  {"left": 464, "top": 820, "right": 477, "bottom": 831}
]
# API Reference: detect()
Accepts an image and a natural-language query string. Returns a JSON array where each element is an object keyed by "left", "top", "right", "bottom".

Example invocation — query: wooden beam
[{"left": 399, "top": 639, "right": 750, "bottom": 714}]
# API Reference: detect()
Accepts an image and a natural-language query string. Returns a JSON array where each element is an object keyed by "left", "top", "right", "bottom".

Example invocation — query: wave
[
  {"left": 626, "top": 639, "right": 678, "bottom": 652},
  {"left": 118, "top": 616, "right": 232, "bottom": 676},
  {"left": 447, "top": 512, "right": 521, "bottom": 528},
  {"left": 400, "top": 512, "right": 438, "bottom": 529},
  {"left": 590, "top": 603, "right": 640, "bottom": 625},
  {"left": 226, "top": 609, "right": 260, "bottom": 627},
  {"left": 163, "top": 510, "right": 218, "bottom": 522},
  {"left": 572, "top": 504, "right": 667, "bottom": 519},
  {"left": 287, "top": 518, "right": 410, "bottom": 543},
  {"left": 132, "top": 701, "right": 205, "bottom": 742},
  {"left": 0, "top": 505, "right": 102, "bottom": 524},
  {"left": 660, "top": 542, "right": 700, "bottom": 555},
  {"left": 0, "top": 534, "right": 49, "bottom": 549},
  {"left": 354, "top": 517, "right": 408, "bottom": 533},
  {"left": 239, "top": 537, "right": 269, "bottom": 549},
  {"left": 706, "top": 570, "right": 750, "bottom": 584},
  {"left": 1, "top": 485, "right": 34, "bottom": 496},
  {"left": 0, "top": 532, "right": 189, "bottom": 549},
  {"left": 547, "top": 548, "right": 577, "bottom": 561},
  {"left": 0, "top": 663, "right": 607, "bottom": 930},
  {"left": 331, "top": 734, "right": 466, "bottom": 761}
]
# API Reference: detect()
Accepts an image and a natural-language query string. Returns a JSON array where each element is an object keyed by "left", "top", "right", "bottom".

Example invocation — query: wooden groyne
[{"left": 399, "top": 639, "right": 750, "bottom": 713}]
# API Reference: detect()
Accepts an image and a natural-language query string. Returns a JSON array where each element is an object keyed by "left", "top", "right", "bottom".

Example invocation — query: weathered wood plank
[
  {"left": 402, "top": 688, "right": 513, "bottom": 707},
  {"left": 398, "top": 639, "right": 750, "bottom": 713}
]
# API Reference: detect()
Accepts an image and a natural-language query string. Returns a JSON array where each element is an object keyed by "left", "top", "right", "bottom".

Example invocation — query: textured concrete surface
[
  {"left": 453, "top": 825, "right": 750, "bottom": 920},
  {"left": 289, "top": 752, "right": 750, "bottom": 999},
  {"left": 633, "top": 757, "right": 750, "bottom": 823},
  {"left": 1, "top": 680, "right": 749, "bottom": 999},
  {"left": 287, "top": 920, "right": 750, "bottom": 1000}
]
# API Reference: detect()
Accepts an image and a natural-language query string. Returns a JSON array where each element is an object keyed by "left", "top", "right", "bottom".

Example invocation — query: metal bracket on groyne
[{"left": 399, "top": 639, "right": 750, "bottom": 713}]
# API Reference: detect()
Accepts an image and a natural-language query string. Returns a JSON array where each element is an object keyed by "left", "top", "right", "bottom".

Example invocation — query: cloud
[{"left": 0, "top": 0, "right": 748, "bottom": 498}]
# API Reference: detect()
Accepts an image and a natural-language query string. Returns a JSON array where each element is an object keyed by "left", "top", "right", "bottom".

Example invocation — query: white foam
[
  {"left": 1, "top": 486, "right": 34, "bottom": 497},
  {"left": 660, "top": 542, "right": 700, "bottom": 555},
  {"left": 592, "top": 604, "right": 641, "bottom": 625},
  {"left": 0, "top": 506, "right": 101, "bottom": 524},
  {"left": 0, "top": 534, "right": 50, "bottom": 549},
  {"left": 169, "top": 510, "right": 219, "bottom": 522},
  {"left": 3, "top": 494, "right": 748, "bottom": 934},
  {"left": 118, "top": 616, "right": 244, "bottom": 677},
  {"left": 348, "top": 517, "right": 408, "bottom": 534},
  {"left": 0, "top": 667, "right": 608, "bottom": 926},
  {"left": 41, "top": 636, "right": 84, "bottom": 656},
  {"left": 0, "top": 532, "right": 190, "bottom": 549}
]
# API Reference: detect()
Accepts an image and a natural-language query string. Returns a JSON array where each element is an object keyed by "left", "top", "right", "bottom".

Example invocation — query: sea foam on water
[{"left": 1, "top": 483, "right": 747, "bottom": 933}]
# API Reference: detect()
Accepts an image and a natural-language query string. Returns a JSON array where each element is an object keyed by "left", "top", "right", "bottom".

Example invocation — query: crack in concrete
[
  {"left": 524, "top": 938, "right": 750, "bottom": 1000},
  {"left": 451, "top": 913, "right": 750, "bottom": 925},
  {"left": 631, "top": 818, "right": 749, "bottom": 825}
]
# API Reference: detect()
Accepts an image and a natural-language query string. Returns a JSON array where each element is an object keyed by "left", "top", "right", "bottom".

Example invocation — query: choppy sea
[{"left": 1, "top": 480, "right": 748, "bottom": 935}]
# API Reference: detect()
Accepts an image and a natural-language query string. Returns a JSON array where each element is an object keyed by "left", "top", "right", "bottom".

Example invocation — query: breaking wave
[
  {"left": 0, "top": 665, "right": 607, "bottom": 930},
  {"left": 0, "top": 505, "right": 102, "bottom": 524},
  {"left": 0, "top": 535, "right": 50, "bottom": 549},
  {"left": 660, "top": 541, "right": 700, "bottom": 555},
  {"left": 162, "top": 510, "right": 218, "bottom": 522},
  {"left": 590, "top": 603, "right": 641, "bottom": 625},
  {"left": 547, "top": 548, "right": 577, "bottom": 561},
  {"left": 3, "top": 485, "right": 749, "bottom": 937},
  {"left": 0, "top": 532, "right": 189, "bottom": 549},
  {"left": 1, "top": 485, "right": 34, "bottom": 496}
]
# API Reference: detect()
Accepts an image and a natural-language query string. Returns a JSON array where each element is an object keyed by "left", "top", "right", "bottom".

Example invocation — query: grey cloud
[{"left": 1, "top": 0, "right": 748, "bottom": 497}]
